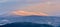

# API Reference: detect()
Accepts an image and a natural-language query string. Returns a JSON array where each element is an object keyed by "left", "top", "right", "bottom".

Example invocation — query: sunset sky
[{"left": 0, "top": 0, "right": 60, "bottom": 16}]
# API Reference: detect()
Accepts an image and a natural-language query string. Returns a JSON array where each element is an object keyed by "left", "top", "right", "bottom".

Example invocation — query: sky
[{"left": 0, "top": 0, "right": 60, "bottom": 16}]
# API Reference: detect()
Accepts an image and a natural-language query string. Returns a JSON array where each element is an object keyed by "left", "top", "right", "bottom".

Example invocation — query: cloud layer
[{"left": 0, "top": 0, "right": 60, "bottom": 16}]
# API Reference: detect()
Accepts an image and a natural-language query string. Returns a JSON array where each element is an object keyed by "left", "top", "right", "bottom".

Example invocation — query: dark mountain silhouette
[
  {"left": 0, "top": 22, "right": 54, "bottom": 27},
  {"left": 0, "top": 15, "right": 60, "bottom": 27}
]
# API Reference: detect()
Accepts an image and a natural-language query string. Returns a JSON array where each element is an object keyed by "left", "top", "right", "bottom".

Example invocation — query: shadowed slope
[{"left": 0, "top": 22, "right": 54, "bottom": 27}]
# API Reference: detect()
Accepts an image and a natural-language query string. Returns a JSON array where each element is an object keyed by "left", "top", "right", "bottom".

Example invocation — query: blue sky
[{"left": 0, "top": 0, "right": 60, "bottom": 16}]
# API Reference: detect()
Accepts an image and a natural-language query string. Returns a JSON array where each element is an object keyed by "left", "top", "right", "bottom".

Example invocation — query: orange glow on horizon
[{"left": 11, "top": 10, "right": 48, "bottom": 16}]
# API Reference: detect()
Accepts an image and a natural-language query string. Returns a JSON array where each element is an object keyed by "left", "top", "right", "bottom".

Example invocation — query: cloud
[
  {"left": 0, "top": 20, "right": 11, "bottom": 25},
  {"left": 16, "top": 0, "right": 60, "bottom": 16},
  {"left": 0, "top": 20, "right": 11, "bottom": 23},
  {"left": 17, "top": 2, "right": 49, "bottom": 14},
  {"left": 0, "top": 0, "right": 18, "bottom": 3},
  {"left": 11, "top": 10, "right": 48, "bottom": 16},
  {"left": 0, "top": 0, "right": 8, "bottom": 3},
  {"left": 1, "top": 0, "right": 60, "bottom": 16}
]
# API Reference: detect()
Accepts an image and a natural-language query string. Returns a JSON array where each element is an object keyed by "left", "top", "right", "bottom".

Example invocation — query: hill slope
[{"left": 0, "top": 15, "right": 60, "bottom": 26}]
